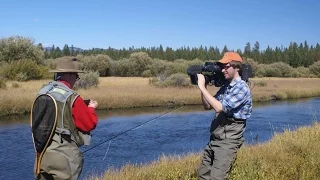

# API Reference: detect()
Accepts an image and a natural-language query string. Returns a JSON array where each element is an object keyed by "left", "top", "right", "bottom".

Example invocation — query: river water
[{"left": 0, "top": 98, "right": 319, "bottom": 179}]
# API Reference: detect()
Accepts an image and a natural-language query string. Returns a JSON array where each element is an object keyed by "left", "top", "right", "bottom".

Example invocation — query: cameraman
[{"left": 197, "top": 52, "right": 252, "bottom": 180}]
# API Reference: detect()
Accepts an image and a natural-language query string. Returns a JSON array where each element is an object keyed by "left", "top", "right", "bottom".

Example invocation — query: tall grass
[
  {"left": 86, "top": 122, "right": 320, "bottom": 180},
  {"left": 0, "top": 77, "right": 320, "bottom": 116}
]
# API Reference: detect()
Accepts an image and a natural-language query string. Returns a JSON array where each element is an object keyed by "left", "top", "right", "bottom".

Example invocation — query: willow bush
[
  {"left": 0, "top": 60, "right": 50, "bottom": 81},
  {"left": 78, "top": 54, "right": 112, "bottom": 77},
  {"left": 0, "top": 77, "right": 6, "bottom": 89},
  {"left": 149, "top": 73, "right": 192, "bottom": 88},
  {"left": 309, "top": 61, "right": 320, "bottom": 77},
  {"left": 0, "top": 36, "right": 44, "bottom": 64},
  {"left": 74, "top": 71, "right": 100, "bottom": 90}
]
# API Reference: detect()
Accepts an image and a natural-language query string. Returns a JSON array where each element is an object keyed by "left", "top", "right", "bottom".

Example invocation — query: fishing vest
[{"left": 31, "top": 81, "right": 85, "bottom": 156}]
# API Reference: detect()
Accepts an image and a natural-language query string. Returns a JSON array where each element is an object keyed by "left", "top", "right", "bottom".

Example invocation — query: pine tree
[
  {"left": 51, "top": 45, "right": 56, "bottom": 58},
  {"left": 70, "top": 45, "right": 75, "bottom": 56},
  {"left": 252, "top": 41, "right": 260, "bottom": 62},
  {"left": 63, "top": 44, "right": 70, "bottom": 56},
  {"left": 244, "top": 42, "right": 251, "bottom": 58},
  {"left": 55, "top": 47, "right": 62, "bottom": 58}
]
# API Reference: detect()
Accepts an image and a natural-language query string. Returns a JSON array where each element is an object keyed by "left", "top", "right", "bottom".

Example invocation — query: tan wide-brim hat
[
  {"left": 218, "top": 52, "right": 243, "bottom": 64},
  {"left": 49, "top": 56, "right": 85, "bottom": 73}
]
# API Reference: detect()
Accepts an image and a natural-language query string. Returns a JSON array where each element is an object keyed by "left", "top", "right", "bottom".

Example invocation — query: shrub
[
  {"left": 244, "top": 58, "right": 259, "bottom": 77},
  {"left": 43, "top": 58, "right": 57, "bottom": 70},
  {"left": 270, "top": 62, "right": 293, "bottom": 77},
  {"left": 264, "top": 64, "right": 282, "bottom": 77},
  {"left": 74, "top": 71, "right": 100, "bottom": 90},
  {"left": 0, "top": 59, "right": 46, "bottom": 81},
  {"left": 291, "top": 66, "right": 310, "bottom": 78},
  {"left": 12, "top": 83, "right": 21, "bottom": 88},
  {"left": 0, "top": 36, "right": 44, "bottom": 64},
  {"left": 255, "top": 64, "right": 268, "bottom": 77},
  {"left": 185, "top": 58, "right": 204, "bottom": 66},
  {"left": 129, "top": 52, "right": 152, "bottom": 74},
  {"left": 110, "top": 58, "right": 137, "bottom": 76},
  {"left": 78, "top": 55, "right": 112, "bottom": 76},
  {"left": 142, "top": 70, "right": 152, "bottom": 77},
  {"left": 255, "top": 80, "right": 267, "bottom": 87},
  {"left": 166, "top": 73, "right": 191, "bottom": 87},
  {"left": 147, "top": 59, "right": 169, "bottom": 77},
  {"left": 309, "top": 61, "right": 320, "bottom": 77},
  {"left": 255, "top": 62, "right": 294, "bottom": 77},
  {"left": 149, "top": 73, "right": 192, "bottom": 88},
  {"left": 109, "top": 52, "right": 153, "bottom": 77},
  {"left": 0, "top": 77, "right": 6, "bottom": 89}
]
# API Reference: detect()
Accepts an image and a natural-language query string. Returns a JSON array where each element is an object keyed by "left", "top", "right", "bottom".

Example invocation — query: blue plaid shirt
[{"left": 214, "top": 77, "right": 252, "bottom": 119}]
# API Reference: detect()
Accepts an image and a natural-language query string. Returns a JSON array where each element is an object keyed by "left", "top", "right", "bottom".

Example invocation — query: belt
[{"left": 226, "top": 117, "right": 246, "bottom": 124}]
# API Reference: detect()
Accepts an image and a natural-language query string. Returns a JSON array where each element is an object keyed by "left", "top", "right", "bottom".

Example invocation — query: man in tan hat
[
  {"left": 197, "top": 52, "right": 252, "bottom": 180},
  {"left": 30, "top": 56, "right": 99, "bottom": 180}
]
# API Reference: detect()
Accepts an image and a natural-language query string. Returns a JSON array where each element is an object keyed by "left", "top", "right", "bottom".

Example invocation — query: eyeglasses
[
  {"left": 71, "top": 73, "right": 80, "bottom": 81},
  {"left": 75, "top": 74, "right": 80, "bottom": 81},
  {"left": 222, "top": 64, "right": 233, "bottom": 70}
]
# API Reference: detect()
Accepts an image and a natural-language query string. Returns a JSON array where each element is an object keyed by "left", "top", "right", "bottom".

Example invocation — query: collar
[
  {"left": 229, "top": 77, "right": 241, "bottom": 87},
  {"left": 58, "top": 80, "right": 71, "bottom": 89}
]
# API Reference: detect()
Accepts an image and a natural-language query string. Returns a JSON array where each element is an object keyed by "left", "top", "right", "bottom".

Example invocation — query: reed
[
  {"left": 0, "top": 77, "right": 320, "bottom": 116},
  {"left": 86, "top": 122, "right": 320, "bottom": 180}
]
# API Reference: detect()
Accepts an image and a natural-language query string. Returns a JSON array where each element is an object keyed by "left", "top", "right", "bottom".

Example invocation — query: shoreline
[
  {"left": 0, "top": 77, "right": 320, "bottom": 117},
  {"left": 1, "top": 96, "right": 319, "bottom": 118}
]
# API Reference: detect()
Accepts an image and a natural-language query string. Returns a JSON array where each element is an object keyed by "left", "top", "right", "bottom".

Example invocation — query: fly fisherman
[{"left": 30, "top": 57, "right": 98, "bottom": 179}]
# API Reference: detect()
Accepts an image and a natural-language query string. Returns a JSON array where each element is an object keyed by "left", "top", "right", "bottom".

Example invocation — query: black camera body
[{"left": 187, "top": 62, "right": 252, "bottom": 87}]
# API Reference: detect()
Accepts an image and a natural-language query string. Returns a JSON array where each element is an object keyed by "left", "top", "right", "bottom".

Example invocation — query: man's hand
[
  {"left": 88, "top": 100, "right": 98, "bottom": 109},
  {"left": 197, "top": 74, "right": 206, "bottom": 90}
]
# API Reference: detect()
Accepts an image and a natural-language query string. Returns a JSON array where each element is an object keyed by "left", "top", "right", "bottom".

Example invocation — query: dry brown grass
[
  {"left": 86, "top": 122, "right": 320, "bottom": 180},
  {"left": 1, "top": 77, "right": 320, "bottom": 116},
  {"left": 251, "top": 77, "right": 320, "bottom": 101}
]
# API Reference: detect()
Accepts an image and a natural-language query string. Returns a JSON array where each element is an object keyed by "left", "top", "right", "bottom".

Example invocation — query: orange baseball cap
[{"left": 218, "top": 52, "right": 243, "bottom": 64}]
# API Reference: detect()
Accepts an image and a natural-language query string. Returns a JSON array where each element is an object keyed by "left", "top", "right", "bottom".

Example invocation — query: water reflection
[{"left": 0, "top": 98, "right": 314, "bottom": 126}]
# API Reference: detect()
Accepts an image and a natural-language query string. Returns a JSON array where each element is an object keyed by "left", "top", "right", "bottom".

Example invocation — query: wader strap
[
  {"left": 55, "top": 128, "right": 90, "bottom": 146},
  {"left": 55, "top": 127, "right": 71, "bottom": 135}
]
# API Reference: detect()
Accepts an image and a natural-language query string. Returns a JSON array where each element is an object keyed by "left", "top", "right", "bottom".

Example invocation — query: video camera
[{"left": 186, "top": 62, "right": 252, "bottom": 87}]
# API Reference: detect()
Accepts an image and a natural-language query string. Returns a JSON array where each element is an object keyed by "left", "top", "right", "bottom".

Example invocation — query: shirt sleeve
[
  {"left": 72, "top": 96, "right": 98, "bottom": 133},
  {"left": 221, "top": 83, "right": 249, "bottom": 114}
]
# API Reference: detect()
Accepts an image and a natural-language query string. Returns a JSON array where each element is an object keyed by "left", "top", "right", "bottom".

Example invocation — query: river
[{"left": 0, "top": 98, "right": 319, "bottom": 179}]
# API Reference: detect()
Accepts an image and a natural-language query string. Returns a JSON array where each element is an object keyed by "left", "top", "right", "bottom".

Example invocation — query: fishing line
[
  {"left": 102, "top": 141, "right": 111, "bottom": 161},
  {"left": 82, "top": 106, "right": 182, "bottom": 154}
]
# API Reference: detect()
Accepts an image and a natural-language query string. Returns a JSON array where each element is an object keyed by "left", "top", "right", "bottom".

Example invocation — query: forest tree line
[
  {"left": 43, "top": 41, "right": 320, "bottom": 68},
  {"left": 0, "top": 36, "right": 320, "bottom": 87}
]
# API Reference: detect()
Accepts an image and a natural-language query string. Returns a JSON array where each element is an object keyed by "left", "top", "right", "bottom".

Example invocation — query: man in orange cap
[{"left": 197, "top": 52, "right": 252, "bottom": 180}]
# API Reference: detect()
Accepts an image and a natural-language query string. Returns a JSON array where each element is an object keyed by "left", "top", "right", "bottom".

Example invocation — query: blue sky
[{"left": 1, "top": 0, "right": 319, "bottom": 51}]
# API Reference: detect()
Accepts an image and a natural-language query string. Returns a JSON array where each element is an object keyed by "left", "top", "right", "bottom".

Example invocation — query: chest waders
[{"left": 30, "top": 81, "right": 84, "bottom": 178}]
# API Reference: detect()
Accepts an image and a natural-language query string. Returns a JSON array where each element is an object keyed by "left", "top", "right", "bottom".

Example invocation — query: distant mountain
[{"left": 44, "top": 47, "right": 84, "bottom": 52}]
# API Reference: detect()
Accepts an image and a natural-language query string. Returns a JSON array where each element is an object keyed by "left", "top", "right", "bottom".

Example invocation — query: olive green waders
[
  {"left": 198, "top": 113, "right": 246, "bottom": 180},
  {"left": 36, "top": 133, "right": 83, "bottom": 180},
  {"left": 31, "top": 82, "right": 86, "bottom": 180}
]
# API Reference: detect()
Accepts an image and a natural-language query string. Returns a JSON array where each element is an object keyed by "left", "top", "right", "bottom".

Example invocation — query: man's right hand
[{"left": 88, "top": 100, "right": 98, "bottom": 109}]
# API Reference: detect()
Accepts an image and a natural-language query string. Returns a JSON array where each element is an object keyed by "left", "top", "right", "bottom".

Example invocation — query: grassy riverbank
[
  {"left": 87, "top": 122, "right": 320, "bottom": 180},
  {"left": 0, "top": 77, "right": 320, "bottom": 116}
]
